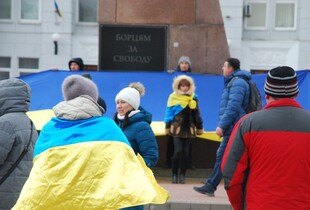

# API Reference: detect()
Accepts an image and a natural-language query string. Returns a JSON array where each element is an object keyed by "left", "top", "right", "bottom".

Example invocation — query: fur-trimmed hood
[{"left": 172, "top": 75, "right": 196, "bottom": 95}]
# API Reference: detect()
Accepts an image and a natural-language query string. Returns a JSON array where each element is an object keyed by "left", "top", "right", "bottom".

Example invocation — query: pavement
[{"left": 144, "top": 168, "right": 232, "bottom": 210}]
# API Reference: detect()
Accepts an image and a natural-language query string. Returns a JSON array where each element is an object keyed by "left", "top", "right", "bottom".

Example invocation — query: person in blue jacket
[
  {"left": 114, "top": 82, "right": 159, "bottom": 210},
  {"left": 194, "top": 57, "right": 251, "bottom": 197}
]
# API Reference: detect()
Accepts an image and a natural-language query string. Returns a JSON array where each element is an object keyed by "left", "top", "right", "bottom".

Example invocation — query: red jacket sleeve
[{"left": 221, "top": 116, "right": 249, "bottom": 210}]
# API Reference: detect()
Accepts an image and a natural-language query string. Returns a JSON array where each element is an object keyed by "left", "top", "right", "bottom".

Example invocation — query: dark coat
[
  {"left": 0, "top": 78, "right": 38, "bottom": 210},
  {"left": 164, "top": 75, "right": 203, "bottom": 138},
  {"left": 167, "top": 97, "right": 203, "bottom": 138}
]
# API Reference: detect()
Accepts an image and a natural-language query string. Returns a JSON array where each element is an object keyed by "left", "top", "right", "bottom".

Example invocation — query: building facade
[
  {"left": 0, "top": 0, "right": 99, "bottom": 79},
  {"left": 0, "top": 0, "right": 309, "bottom": 80},
  {"left": 220, "top": 0, "right": 310, "bottom": 72}
]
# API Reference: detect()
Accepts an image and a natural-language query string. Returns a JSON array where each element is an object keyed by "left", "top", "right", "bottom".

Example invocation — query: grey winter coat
[{"left": 0, "top": 78, "right": 38, "bottom": 210}]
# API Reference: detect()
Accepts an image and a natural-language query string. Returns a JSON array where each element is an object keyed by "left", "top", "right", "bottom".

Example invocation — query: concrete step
[{"left": 145, "top": 177, "right": 232, "bottom": 210}]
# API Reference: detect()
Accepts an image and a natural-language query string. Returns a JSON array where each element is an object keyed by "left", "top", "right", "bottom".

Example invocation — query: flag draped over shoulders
[
  {"left": 13, "top": 116, "right": 169, "bottom": 210},
  {"left": 164, "top": 92, "right": 197, "bottom": 123}
]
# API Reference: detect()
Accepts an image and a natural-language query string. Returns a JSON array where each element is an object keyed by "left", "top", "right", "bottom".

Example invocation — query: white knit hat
[{"left": 115, "top": 87, "right": 140, "bottom": 110}]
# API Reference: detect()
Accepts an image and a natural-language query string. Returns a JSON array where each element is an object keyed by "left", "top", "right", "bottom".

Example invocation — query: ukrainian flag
[{"left": 12, "top": 116, "right": 169, "bottom": 210}]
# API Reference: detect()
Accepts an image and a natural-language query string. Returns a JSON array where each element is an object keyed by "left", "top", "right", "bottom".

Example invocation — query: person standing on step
[
  {"left": 164, "top": 55, "right": 192, "bottom": 169},
  {"left": 164, "top": 75, "right": 204, "bottom": 184}
]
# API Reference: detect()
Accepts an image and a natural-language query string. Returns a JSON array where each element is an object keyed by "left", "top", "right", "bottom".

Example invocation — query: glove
[
  {"left": 165, "top": 128, "right": 170, "bottom": 135},
  {"left": 196, "top": 129, "right": 204, "bottom": 135}
]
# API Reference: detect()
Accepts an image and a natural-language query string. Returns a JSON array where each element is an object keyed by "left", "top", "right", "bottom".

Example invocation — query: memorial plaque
[{"left": 99, "top": 24, "right": 167, "bottom": 71}]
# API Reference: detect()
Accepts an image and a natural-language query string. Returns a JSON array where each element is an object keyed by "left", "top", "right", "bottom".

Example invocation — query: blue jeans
[{"left": 206, "top": 135, "right": 229, "bottom": 191}]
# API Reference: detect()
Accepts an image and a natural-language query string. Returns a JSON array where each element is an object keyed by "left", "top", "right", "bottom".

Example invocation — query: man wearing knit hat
[
  {"left": 221, "top": 66, "right": 310, "bottom": 210},
  {"left": 176, "top": 56, "right": 192, "bottom": 73}
]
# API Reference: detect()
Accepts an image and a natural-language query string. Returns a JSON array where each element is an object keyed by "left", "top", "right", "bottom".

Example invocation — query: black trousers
[{"left": 171, "top": 137, "right": 191, "bottom": 175}]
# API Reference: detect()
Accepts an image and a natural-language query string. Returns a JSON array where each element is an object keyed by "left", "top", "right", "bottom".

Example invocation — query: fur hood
[{"left": 172, "top": 75, "right": 196, "bottom": 95}]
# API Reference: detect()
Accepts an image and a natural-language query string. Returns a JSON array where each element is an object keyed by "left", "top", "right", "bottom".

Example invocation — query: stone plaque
[{"left": 99, "top": 24, "right": 167, "bottom": 71}]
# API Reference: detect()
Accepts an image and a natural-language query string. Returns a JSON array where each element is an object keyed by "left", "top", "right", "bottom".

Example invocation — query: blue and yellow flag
[
  {"left": 54, "top": 0, "right": 62, "bottom": 17},
  {"left": 13, "top": 116, "right": 169, "bottom": 210}
]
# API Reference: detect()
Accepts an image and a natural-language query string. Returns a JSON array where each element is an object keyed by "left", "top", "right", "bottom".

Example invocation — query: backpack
[{"left": 228, "top": 77, "right": 262, "bottom": 113}]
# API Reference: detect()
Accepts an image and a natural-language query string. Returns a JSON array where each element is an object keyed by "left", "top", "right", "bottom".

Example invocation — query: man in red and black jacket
[{"left": 221, "top": 66, "right": 310, "bottom": 210}]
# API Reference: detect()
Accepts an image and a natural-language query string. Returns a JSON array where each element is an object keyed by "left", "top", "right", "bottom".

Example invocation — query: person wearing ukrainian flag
[
  {"left": 12, "top": 75, "right": 169, "bottom": 210},
  {"left": 164, "top": 75, "right": 204, "bottom": 184}
]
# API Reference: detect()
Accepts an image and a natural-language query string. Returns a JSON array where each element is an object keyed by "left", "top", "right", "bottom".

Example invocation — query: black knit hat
[
  {"left": 264, "top": 66, "right": 299, "bottom": 98},
  {"left": 68, "top": 57, "right": 84, "bottom": 70}
]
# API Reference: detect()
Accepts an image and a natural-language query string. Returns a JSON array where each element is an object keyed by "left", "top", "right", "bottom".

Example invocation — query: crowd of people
[{"left": 0, "top": 56, "right": 309, "bottom": 210}]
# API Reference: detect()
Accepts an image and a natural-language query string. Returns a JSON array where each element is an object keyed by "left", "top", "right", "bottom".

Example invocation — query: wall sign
[{"left": 99, "top": 24, "right": 167, "bottom": 71}]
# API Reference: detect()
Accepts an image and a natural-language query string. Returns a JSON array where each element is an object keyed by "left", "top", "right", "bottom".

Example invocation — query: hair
[
  {"left": 178, "top": 79, "right": 190, "bottom": 89},
  {"left": 226, "top": 58, "right": 240, "bottom": 70}
]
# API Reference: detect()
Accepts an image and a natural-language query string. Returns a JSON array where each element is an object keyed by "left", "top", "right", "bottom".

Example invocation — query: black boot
[
  {"left": 179, "top": 174, "right": 185, "bottom": 184},
  {"left": 172, "top": 174, "right": 178, "bottom": 184},
  {"left": 171, "top": 156, "right": 179, "bottom": 184}
]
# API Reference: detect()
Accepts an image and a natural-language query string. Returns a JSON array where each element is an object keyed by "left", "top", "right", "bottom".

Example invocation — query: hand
[
  {"left": 196, "top": 129, "right": 204, "bottom": 135},
  {"left": 215, "top": 127, "right": 223, "bottom": 137},
  {"left": 165, "top": 128, "right": 170, "bottom": 135}
]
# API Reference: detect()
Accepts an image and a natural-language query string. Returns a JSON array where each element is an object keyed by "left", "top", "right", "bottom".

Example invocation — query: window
[
  {"left": 0, "top": 57, "right": 11, "bottom": 80},
  {"left": 0, "top": 0, "right": 12, "bottom": 20},
  {"left": 19, "top": 58, "right": 39, "bottom": 69},
  {"left": 0, "top": 57, "right": 11, "bottom": 68},
  {"left": 0, "top": 72, "right": 10, "bottom": 80},
  {"left": 20, "top": 0, "right": 41, "bottom": 22},
  {"left": 245, "top": 2, "right": 268, "bottom": 30},
  {"left": 275, "top": 2, "right": 296, "bottom": 29},
  {"left": 78, "top": 0, "right": 97, "bottom": 23}
]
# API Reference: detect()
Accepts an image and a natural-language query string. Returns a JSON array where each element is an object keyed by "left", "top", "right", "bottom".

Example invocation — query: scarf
[{"left": 167, "top": 92, "right": 197, "bottom": 109}]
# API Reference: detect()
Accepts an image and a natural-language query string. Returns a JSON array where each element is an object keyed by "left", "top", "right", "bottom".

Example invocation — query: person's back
[
  {"left": 0, "top": 78, "right": 38, "bottom": 210},
  {"left": 13, "top": 75, "right": 168, "bottom": 210},
  {"left": 238, "top": 104, "right": 310, "bottom": 209},
  {"left": 222, "top": 66, "right": 310, "bottom": 210}
]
